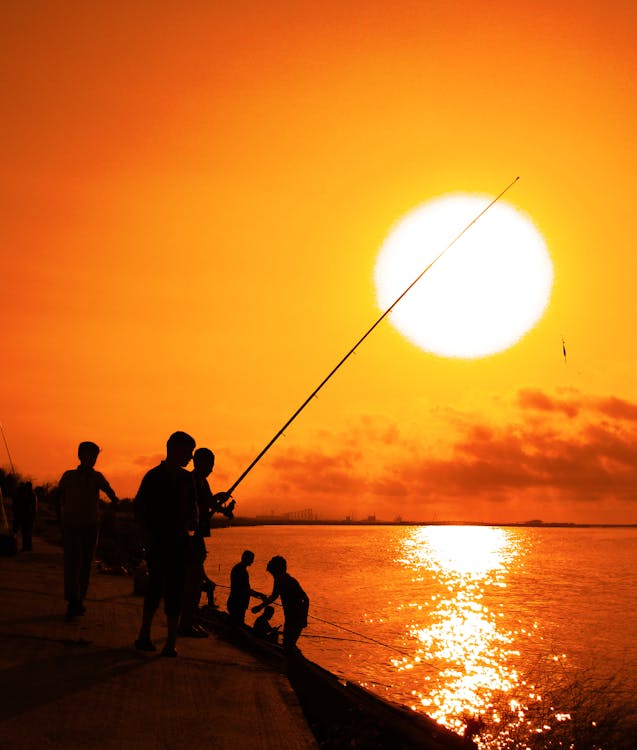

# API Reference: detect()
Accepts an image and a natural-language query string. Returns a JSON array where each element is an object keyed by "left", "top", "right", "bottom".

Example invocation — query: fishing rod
[
  {"left": 0, "top": 422, "right": 16, "bottom": 474},
  {"left": 226, "top": 176, "right": 520, "bottom": 497}
]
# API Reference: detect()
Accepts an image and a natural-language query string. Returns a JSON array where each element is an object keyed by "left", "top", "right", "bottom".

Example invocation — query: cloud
[
  {"left": 132, "top": 453, "right": 164, "bottom": 467},
  {"left": 594, "top": 395, "right": 637, "bottom": 422},
  {"left": 395, "top": 390, "right": 637, "bottom": 507},
  {"left": 368, "top": 478, "right": 409, "bottom": 497},
  {"left": 516, "top": 388, "right": 580, "bottom": 418},
  {"left": 518, "top": 388, "right": 637, "bottom": 424},
  {"left": 268, "top": 447, "right": 368, "bottom": 496},
  {"left": 252, "top": 387, "right": 637, "bottom": 522},
  {"left": 404, "top": 421, "right": 637, "bottom": 503}
]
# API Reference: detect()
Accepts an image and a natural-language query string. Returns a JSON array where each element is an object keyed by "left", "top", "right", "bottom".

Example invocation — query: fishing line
[
  {"left": 300, "top": 633, "right": 380, "bottom": 646},
  {"left": 226, "top": 176, "right": 520, "bottom": 496},
  {"left": 307, "top": 611, "right": 415, "bottom": 657},
  {"left": 216, "top": 581, "right": 418, "bottom": 658},
  {"left": 304, "top": 614, "right": 445, "bottom": 675},
  {"left": 211, "top": 582, "right": 443, "bottom": 671}
]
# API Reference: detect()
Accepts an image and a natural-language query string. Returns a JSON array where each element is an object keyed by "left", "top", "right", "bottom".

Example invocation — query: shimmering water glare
[
  {"left": 205, "top": 525, "right": 637, "bottom": 748},
  {"left": 395, "top": 526, "right": 523, "bottom": 734}
]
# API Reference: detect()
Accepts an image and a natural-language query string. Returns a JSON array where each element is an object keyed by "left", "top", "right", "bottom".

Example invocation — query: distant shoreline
[{"left": 224, "top": 518, "right": 637, "bottom": 529}]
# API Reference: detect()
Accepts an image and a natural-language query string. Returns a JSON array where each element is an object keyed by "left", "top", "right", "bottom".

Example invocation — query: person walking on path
[
  {"left": 12, "top": 480, "right": 37, "bottom": 551},
  {"left": 179, "top": 447, "right": 232, "bottom": 637},
  {"left": 227, "top": 550, "right": 266, "bottom": 625},
  {"left": 134, "top": 431, "right": 198, "bottom": 657},
  {"left": 56, "top": 441, "right": 119, "bottom": 617},
  {"left": 252, "top": 556, "right": 309, "bottom": 651}
]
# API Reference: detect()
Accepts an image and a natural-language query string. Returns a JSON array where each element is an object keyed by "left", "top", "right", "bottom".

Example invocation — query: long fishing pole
[
  {"left": 0, "top": 422, "right": 16, "bottom": 474},
  {"left": 227, "top": 176, "right": 520, "bottom": 496}
]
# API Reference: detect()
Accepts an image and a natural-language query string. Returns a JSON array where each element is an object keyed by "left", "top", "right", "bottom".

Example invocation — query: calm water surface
[{"left": 205, "top": 525, "right": 637, "bottom": 746}]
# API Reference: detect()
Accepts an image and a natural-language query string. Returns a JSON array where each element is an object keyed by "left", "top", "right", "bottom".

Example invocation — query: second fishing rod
[{"left": 225, "top": 176, "right": 520, "bottom": 500}]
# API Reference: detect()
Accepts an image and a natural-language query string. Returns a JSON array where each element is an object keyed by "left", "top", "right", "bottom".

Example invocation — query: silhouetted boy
[
  {"left": 57, "top": 441, "right": 119, "bottom": 617},
  {"left": 252, "top": 555, "right": 309, "bottom": 651},
  {"left": 227, "top": 549, "right": 265, "bottom": 625},
  {"left": 253, "top": 605, "right": 280, "bottom": 643},
  {"left": 13, "top": 480, "right": 37, "bottom": 551},
  {"left": 179, "top": 447, "right": 232, "bottom": 637},
  {"left": 134, "top": 431, "right": 197, "bottom": 657}
]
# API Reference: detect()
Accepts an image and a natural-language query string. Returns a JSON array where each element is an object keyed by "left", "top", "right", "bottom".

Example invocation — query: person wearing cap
[{"left": 57, "top": 441, "right": 119, "bottom": 618}]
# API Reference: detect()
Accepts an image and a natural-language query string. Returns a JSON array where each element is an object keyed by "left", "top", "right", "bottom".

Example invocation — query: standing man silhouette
[
  {"left": 134, "top": 431, "right": 197, "bottom": 657},
  {"left": 179, "top": 447, "right": 232, "bottom": 637},
  {"left": 57, "top": 441, "right": 119, "bottom": 617},
  {"left": 227, "top": 549, "right": 265, "bottom": 625}
]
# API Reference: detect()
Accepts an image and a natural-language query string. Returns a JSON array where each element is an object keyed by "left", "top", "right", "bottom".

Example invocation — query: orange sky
[{"left": 2, "top": 0, "right": 637, "bottom": 523}]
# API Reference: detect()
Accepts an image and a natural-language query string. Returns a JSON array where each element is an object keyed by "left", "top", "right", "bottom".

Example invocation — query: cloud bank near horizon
[{"left": 252, "top": 387, "right": 637, "bottom": 523}]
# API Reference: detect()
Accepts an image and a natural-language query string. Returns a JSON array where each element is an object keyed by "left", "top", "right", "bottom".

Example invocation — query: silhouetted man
[
  {"left": 227, "top": 549, "right": 265, "bottom": 625},
  {"left": 178, "top": 447, "right": 232, "bottom": 637},
  {"left": 57, "top": 441, "right": 119, "bottom": 617},
  {"left": 252, "top": 555, "right": 309, "bottom": 651},
  {"left": 134, "top": 431, "right": 197, "bottom": 657}
]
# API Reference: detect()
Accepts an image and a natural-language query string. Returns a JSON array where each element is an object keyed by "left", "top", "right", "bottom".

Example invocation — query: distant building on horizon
[{"left": 255, "top": 507, "right": 317, "bottom": 521}]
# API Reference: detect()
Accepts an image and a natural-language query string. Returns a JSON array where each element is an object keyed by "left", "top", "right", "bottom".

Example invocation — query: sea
[{"left": 204, "top": 525, "right": 637, "bottom": 748}]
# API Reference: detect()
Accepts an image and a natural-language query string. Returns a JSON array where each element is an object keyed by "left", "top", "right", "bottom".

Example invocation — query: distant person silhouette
[
  {"left": 57, "top": 441, "right": 119, "bottom": 617},
  {"left": 252, "top": 555, "right": 309, "bottom": 651},
  {"left": 227, "top": 550, "right": 265, "bottom": 625},
  {"left": 134, "top": 431, "right": 197, "bottom": 657},
  {"left": 253, "top": 605, "right": 280, "bottom": 643},
  {"left": 179, "top": 447, "right": 232, "bottom": 637},
  {"left": 12, "top": 480, "right": 37, "bottom": 551}
]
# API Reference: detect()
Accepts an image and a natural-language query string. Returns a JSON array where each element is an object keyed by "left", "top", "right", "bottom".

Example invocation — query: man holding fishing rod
[
  {"left": 178, "top": 446, "right": 234, "bottom": 637},
  {"left": 134, "top": 431, "right": 199, "bottom": 657}
]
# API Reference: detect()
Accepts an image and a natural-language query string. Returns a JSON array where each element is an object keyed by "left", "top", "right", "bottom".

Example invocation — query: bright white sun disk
[{"left": 374, "top": 195, "right": 553, "bottom": 358}]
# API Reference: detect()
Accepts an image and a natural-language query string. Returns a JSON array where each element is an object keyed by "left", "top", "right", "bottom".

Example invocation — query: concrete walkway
[{"left": 0, "top": 538, "right": 319, "bottom": 750}]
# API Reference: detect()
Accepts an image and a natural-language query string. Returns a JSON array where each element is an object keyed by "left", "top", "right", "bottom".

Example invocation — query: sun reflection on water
[{"left": 394, "top": 526, "right": 526, "bottom": 739}]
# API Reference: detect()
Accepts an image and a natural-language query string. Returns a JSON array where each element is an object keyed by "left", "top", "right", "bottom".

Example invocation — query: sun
[{"left": 374, "top": 194, "right": 553, "bottom": 358}]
